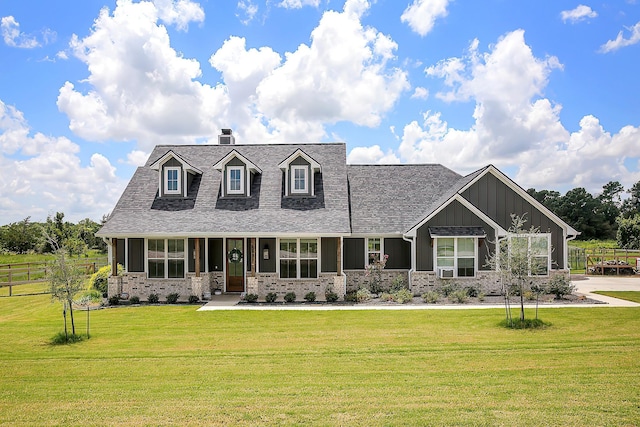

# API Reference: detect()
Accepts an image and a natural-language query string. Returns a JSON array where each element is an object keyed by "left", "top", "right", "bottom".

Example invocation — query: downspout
[{"left": 565, "top": 231, "right": 578, "bottom": 271}]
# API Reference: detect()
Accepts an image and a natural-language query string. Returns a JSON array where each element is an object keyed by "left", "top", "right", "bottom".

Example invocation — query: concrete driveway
[{"left": 572, "top": 275, "right": 640, "bottom": 307}]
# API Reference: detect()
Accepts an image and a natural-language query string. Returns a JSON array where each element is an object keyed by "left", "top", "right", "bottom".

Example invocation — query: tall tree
[
  {"left": 621, "top": 181, "right": 640, "bottom": 219},
  {"left": 556, "top": 188, "right": 610, "bottom": 240},
  {"left": 597, "top": 181, "right": 624, "bottom": 229},
  {"left": 0, "top": 217, "right": 41, "bottom": 253},
  {"left": 616, "top": 214, "right": 640, "bottom": 249}
]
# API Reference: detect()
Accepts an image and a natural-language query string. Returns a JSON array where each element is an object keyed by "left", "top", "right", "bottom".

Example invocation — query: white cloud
[
  {"left": 560, "top": 5, "right": 597, "bottom": 23},
  {"left": 0, "top": 100, "right": 124, "bottom": 223},
  {"left": 278, "top": 0, "right": 321, "bottom": 9},
  {"left": 1, "top": 16, "right": 40, "bottom": 48},
  {"left": 383, "top": 29, "right": 640, "bottom": 194},
  {"left": 124, "top": 150, "right": 149, "bottom": 166},
  {"left": 347, "top": 145, "right": 400, "bottom": 164},
  {"left": 411, "top": 87, "right": 429, "bottom": 99},
  {"left": 400, "top": 0, "right": 450, "bottom": 36},
  {"left": 153, "top": 0, "right": 205, "bottom": 31},
  {"left": 57, "top": 0, "right": 229, "bottom": 151},
  {"left": 236, "top": 1, "right": 258, "bottom": 25},
  {"left": 600, "top": 21, "right": 640, "bottom": 53}
]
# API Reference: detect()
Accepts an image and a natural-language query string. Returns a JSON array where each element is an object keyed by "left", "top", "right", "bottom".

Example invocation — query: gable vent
[{"left": 219, "top": 128, "right": 235, "bottom": 145}]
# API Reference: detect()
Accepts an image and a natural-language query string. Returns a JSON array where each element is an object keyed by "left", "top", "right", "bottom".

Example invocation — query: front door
[{"left": 226, "top": 238, "right": 245, "bottom": 292}]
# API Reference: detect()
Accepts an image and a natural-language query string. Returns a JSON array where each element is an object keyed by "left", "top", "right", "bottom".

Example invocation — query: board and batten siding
[
  {"left": 460, "top": 172, "right": 565, "bottom": 269},
  {"left": 416, "top": 200, "right": 494, "bottom": 271}
]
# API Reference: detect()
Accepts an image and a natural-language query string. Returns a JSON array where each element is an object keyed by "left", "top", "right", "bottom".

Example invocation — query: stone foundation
[
  {"left": 108, "top": 272, "right": 219, "bottom": 302},
  {"left": 344, "top": 270, "right": 409, "bottom": 293},
  {"left": 409, "top": 269, "right": 570, "bottom": 296},
  {"left": 250, "top": 273, "right": 344, "bottom": 301}
]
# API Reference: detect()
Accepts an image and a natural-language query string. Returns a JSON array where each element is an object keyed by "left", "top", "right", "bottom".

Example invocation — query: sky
[{"left": 1, "top": 0, "right": 639, "bottom": 224}]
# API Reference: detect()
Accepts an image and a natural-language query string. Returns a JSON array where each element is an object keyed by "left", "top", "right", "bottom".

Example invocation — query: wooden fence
[
  {"left": 0, "top": 257, "right": 108, "bottom": 296},
  {"left": 585, "top": 248, "right": 640, "bottom": 275}
]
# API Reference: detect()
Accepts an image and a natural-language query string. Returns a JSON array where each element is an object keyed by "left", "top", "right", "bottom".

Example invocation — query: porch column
[
  {"left": 195, "top": 238, "right": 201, "bottom": 278},
  {"left": 250, "top": 238, "right": 256, "bottom": 277},
  {"left": 111, "top": 238, "right": 118, "bottom": 277},
  {"left": 336, "top": 237, "right": 342, "bottom": 275}
]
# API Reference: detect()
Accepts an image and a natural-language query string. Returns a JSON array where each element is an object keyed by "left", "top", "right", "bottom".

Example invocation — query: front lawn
[
  {"left": 593, "top": 291, "right": 640, "bottom": 304},
  {"left": 0, "top": 294, "right": 639, "bottom": 426}
]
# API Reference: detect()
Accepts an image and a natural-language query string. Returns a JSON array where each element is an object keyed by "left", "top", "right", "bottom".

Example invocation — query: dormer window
[
  {"left": 278, "top": 149, "right": 321, "bottom": 197},
  {"left": 165, "top": 167, "right": 181, "bottom": 194},
  {"left": 227, "top": 166, "right": 244, "bottom": 194},
  {"left": 213, "top": 150, "right": 262, "bottom": 198},
  {"left": 150, "top": 150, "right": 202, "bottom": 198},
  {"left": 291, "top": 165, "right": 308, "bottom": 194}
]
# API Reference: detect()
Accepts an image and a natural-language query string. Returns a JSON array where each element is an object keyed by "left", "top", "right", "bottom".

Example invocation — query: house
[{"left": 97, "top": 131, "right": 579, "bottom": 300}]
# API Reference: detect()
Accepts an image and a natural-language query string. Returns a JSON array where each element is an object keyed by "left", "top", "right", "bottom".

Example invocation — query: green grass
[
  {"left": 593, "top": 291, "right": 640, "bottom": 303},
  {"left": 569, "top": 240, "right": 618, "bottom": 250},
  {"left": 1, "top": 295, "right": 639, "bottom": 426},
  {"left": 0, "top": 249, "right": 106, "bottom": 265}
]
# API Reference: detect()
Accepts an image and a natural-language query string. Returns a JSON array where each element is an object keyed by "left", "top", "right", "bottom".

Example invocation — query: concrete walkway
[{"left": 197, "top": 276, "right": 640, "bottom": 311}]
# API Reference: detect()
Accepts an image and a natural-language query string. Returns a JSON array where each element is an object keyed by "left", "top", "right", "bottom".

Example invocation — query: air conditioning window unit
[{"left": 437, "top": 267, "right": 455, "bottom": 279}]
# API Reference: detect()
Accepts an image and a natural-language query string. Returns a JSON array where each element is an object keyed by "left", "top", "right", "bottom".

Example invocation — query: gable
[{"left": 460, "top": 170, "right": 567, "bottom": 268}]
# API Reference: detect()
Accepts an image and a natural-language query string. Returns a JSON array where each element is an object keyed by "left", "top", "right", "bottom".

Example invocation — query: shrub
[
  {"left": 379, "top": 292, "right": 394, "bottom": 302},
  {"left": 108, "top": 295, "right": 120, "bottom": 306},
  {"left": 439, "top": 282, "right": 458, "bottom": 297},
  {"left": 304, "top": 292, "right": 316, "bottom": 302},
  {"left": 390, "top": 275, "right": 407, "bottom": 292},
  {"left": 344, "top": 291, "right": 357, "bottom": 303},
  {"left": 188, "top": 295, "right": 200, "bottom": 304},
  {"left": 166, "top": 293, "right": 180, "bottom": 304},
  {"left": 548, "top": 275, "right": 575, "bottom": 299},
  {"left": 449, "top": 289, "right": 468, "bottom": 304},
  {"left": 422, "top": 290, "right": 440, "bottom": 303},
  {"left": 284, "top": 292, "right": 296, "bottom": 303},
  {"left": 524, "top": 290, "right": 536, "bottom": 301},
  {"left": 393, "top": 288, "right": 413, "bottom": 304},
  {"left": 477, "top": 292, "right": 486, "bottom": 302},
  {"left": 356, "top": 288, "right": 372, "bottom": 302},
  {"left": 89, "top": 264, "right": 123, "bottom": 294},
  {"left": 148, "top": 293, "right": 159, "bottom": 304},
  {"left": 325, "top": 291, "right": 339, "bottom": 303},
  {"left": 464, "top": 286, "right": 479, "bottom": 298},
  {"left": 129, "top": 296, "right": 140, "bottom": 304},
  {"left": 244, "top": 293, "right": 258, "bottom": 303},
  {"left": 265, "top": 292, "right": 278, "bottom": 303}
]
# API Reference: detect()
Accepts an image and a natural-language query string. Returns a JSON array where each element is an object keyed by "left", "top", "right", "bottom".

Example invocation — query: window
[
  {"left": 367, "top": 238, "right": 381, "bottom": 264},
  {"left": 147, "top": 238, "right": 185, "bottom": 279},
  {"left": 436, "top": 237, "right": 476, "bottom": 278},
  {"left": 279, "top": 238, "right": 318, "bottom": 279},
  {"left": 291, "top": 165, "right": 308, "bottom": 194},
  {"left": 227, "top": 166, "right": 244, "bottom": 194},
  {"left": 502, "top": 234, "right": 550, "bottom": 276},
  {"left": 164, "top": 167, "right": 180, "bottom": 194}
]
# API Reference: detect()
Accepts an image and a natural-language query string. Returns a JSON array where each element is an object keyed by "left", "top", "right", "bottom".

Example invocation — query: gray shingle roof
[
  {"left": 346, "top": 164, "right": 463, "bottom": 234},
  {"left": 98, "top": 143, "right": 351, "bottom": 236}
]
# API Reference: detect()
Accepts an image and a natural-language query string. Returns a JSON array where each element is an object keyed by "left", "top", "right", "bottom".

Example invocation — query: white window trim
[
  {"left": 503, "top": 233, "right": 551, "bottom": 276},
  {"left": 226, "top": 166, "right": 244, "bottom": 195},
  {"left": 278, "top": 237, "right": 319, "bottom": 279},
  {"left": 291, "top": 165, "right": 308, "bottom": 194},
  {"left": 164, "top": 167, "right": 181, "bottom": 195},
  {"left": 434, "top": 237, "right": 477, "bottom": 278},
  {"left": 366, "top": 237, "right": 383, "bottom": 265},
  {"left": 146, "top": 238, "right": 186, "bottom": 279}
]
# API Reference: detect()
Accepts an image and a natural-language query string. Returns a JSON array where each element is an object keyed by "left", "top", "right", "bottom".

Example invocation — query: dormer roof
[
  {"left": 212, "top": 149, "right": 262, "bottom": 174},
  {"left": 278, "top": 148, "right": 321, "bottom": 172},
  {"left": 149, "top": 150, "right": 203, "bottom": 175}
]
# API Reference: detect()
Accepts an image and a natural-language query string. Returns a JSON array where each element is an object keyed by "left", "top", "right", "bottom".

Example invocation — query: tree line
[
  {"left": 0, "top": 212, "right": 106, "bottom": 256},
  {"left": 527, "top": 180, "right": 640, "bottom": 248}
]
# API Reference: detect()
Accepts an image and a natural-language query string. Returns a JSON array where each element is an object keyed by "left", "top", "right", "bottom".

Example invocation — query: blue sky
[{"left": 1, "top": 0, "right": 639, "bottom": 224}]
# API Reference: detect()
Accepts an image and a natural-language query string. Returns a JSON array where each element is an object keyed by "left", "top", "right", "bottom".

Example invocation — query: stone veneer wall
[
  {"left": 409, "top": 269, "right": 570, "bottom": 296},
  {"left": 344, "top": 270, "right": 409, "bottom": 293},
  {"left": 108, "top": 272, "right": 220, "bottom": 302},
  {"left": 247, "top": 273, "right": 344, "bottom": 301}
]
